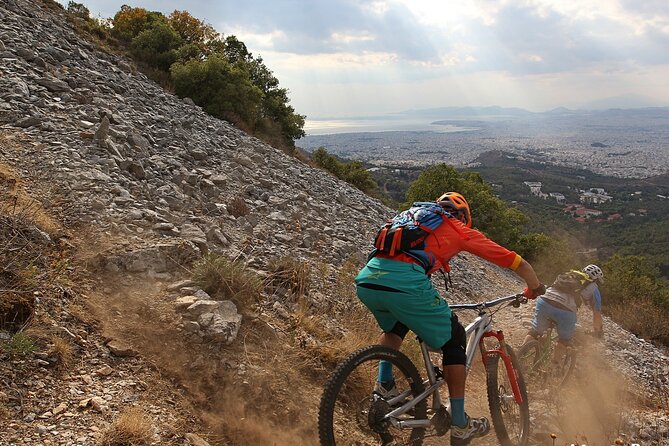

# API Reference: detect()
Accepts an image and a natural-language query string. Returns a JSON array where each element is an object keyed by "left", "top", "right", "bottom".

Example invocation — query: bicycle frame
[
  {"left": 532, "top": 327, "right": 556, "bottom": 366},
  {"left": 384, "top": 294, "right": 526, "bottom": 430}
]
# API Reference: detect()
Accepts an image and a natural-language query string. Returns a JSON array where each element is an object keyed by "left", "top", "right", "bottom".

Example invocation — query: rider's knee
[
  {"left": 526, "top": 329, "right": 540, "bottom": 340},
  {"left": 441, "top": 315, "right": 466, "bottom": 366},
  {"left": 386, "top": 322, "right": 409, "bottom": 340}
]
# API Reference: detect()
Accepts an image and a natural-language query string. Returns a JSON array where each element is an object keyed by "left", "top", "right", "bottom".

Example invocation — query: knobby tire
[
  {"left": 318, "top": 345, "right": 427, "bottom": 446},
  {"left": 486, "top": 344, "right": 530, "bottom": 446},
  {"left": 518, "top": 338, "right": 576, "bottom": 388}
]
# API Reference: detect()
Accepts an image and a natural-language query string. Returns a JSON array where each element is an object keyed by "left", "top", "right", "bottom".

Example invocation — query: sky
[{"left": 60, "top": 0, "right": 669, "bottom": 119}]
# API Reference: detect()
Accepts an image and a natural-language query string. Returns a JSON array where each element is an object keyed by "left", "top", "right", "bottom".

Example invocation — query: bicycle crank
[{"left": 368, "top": 398, "right": 394, "bottom": 444}]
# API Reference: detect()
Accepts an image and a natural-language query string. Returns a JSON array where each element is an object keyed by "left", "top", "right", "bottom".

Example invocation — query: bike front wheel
[
  {"left": 517, "top": 339, "right": 576, "bottom": 389},
  {"left": 486, "top": 344, "right": 530, "bottom": 446},
  {"left": 318, "top": 345, "right": 427, "bottom": 446}
]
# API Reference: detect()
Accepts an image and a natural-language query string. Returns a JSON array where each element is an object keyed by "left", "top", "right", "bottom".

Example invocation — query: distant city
[{"left": 299, "top": 107, "right": 669, "bottom": 179}]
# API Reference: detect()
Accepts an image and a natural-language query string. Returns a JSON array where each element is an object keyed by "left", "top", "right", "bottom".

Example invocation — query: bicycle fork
[{"left": 480, "top": 330, "right": 524, "bottom": 405}]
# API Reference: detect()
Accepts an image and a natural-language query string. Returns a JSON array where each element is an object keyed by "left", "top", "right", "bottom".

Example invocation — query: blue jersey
[{"left": 580, "top": 282, "right": 602, "bottom": 312}]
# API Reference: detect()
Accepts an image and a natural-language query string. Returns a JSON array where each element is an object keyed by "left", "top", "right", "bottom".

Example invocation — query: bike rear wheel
[
  {"left": 318, "top": 345, "right": 427, "bottom": 446},
  {"left": 486, "top": 344, "right": 530, "bottom": 446}
]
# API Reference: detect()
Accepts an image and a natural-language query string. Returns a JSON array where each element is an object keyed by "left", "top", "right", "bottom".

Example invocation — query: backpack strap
[
  {"left": 389, "top": 226, "right": 403, "bottom": 256},
  {"left": 439, "top": 213, "right": 470, "bottom": 241},
  {"left": 376, "top": 225, "right": 390, "bottom": 251}
]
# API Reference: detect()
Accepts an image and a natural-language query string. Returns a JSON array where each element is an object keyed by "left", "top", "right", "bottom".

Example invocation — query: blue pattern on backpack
[{"left": 370, "top": 202, "right": 454, "bottom": 272}]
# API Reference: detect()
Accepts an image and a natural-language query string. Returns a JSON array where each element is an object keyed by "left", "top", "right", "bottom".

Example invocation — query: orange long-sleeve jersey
[{"left": 374, "top": 217, "right": 522, "bottom": 275}]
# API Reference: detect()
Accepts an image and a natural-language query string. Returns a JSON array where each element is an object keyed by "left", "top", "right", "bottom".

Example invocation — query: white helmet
[{"left": 583, "top": 264, "right": 604, "bottom": 282}]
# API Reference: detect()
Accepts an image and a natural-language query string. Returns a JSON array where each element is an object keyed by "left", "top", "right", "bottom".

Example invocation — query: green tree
[
  {"left": 340, "top": 161, "right": 378, "bottom": 194},
  {"left": 67, "top": 1, "right": 90, "bottom": 19},
  {"left": 171, "top": 54, "right": 263, "bottom": 127},
  {"left": 602, "top": 254, "right": 666, "bottom": 306},
  {"left": 403, "top": 163, "right": 564, "bottom": 261},
  {"left": 168, "top": 10, "right": 218, "bottom": 44},
  {"left": 112, "top": 5, "right": 166, "bottom": 42},
  {"left": 168, "top": 10, "right": 221, "bottom": 61},
  {"left": 404, "top": 165, "right": 520, "bottom": 234},
  {"left": 312, "top": 147, "right": 342, "bottom": 176},
  {"left": 130, "top": 23, "right": 183, "bottom": 71},
  {"left": 222, "top": 36, "right": 305, "bottom": 144}
]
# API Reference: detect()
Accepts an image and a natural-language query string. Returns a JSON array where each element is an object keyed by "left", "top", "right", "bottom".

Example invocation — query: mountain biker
[
  {"left": 522, "top": 264, "right": 604, "bottom": 365},
  {"left": 355, "top": 192, "right": 545, "bottom": 445}
]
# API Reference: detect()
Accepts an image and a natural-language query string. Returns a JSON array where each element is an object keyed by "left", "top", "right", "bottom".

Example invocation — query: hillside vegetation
[{"left": 66, "top": 1, "right": 305, "bottom": 152}]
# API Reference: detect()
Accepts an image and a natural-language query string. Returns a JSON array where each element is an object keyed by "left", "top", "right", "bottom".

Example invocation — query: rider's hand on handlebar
[{"left": 523, "top": 284, "right": 546, "bottom": 299}]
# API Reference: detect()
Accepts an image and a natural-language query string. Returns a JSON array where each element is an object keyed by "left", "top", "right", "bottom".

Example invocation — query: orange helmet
[{"left": 437, "top": 192, "right": 472, "bottom": 227}]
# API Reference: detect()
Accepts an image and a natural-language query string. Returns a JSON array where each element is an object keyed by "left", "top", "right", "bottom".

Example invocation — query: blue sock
[
  {"left": 378, "top": 360, "right": 393, "bottom": 384},
  {"left": 450, "top": 397, "right": 466, "bottom": 427}
]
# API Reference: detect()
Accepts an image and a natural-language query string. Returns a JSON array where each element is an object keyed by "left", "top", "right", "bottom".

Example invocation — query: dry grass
[
  {"left": 191, "top": 254, "right": 262, "bottom": 309},
  {"left": 290, "top": 255, "right": 382, "bottom": 368},
  {"left": 607, "top": 296, "right": 669, "bottom": 345},
  {"left": 66, "top": 301, "right": 99, "bottom": 327},
  {"left": 0, "top": 139, "right": 61, "bottom": 233},
  {"left": 99, "top": 407, "right": 152, "bottom": 446},
  {"left": 49, "top": 335, "right": 74, "bottom": 370},
  {"left": 267, "top": 256, "right": 311, "bottom": 300},
  {"left": 0, "top": 402, "right": 10, "bottom": 420},
  {"left": 293, "top": 299, "right": 380, "bottom": 371},
  {"left": 226, "top": 196, "right": 249, "bottom": 218},
  {"left": 335, "top": 256, "right": 361, "bottom": 303},
  {"left": 0, "top": 147, "right": 67, "bottom": 335}
]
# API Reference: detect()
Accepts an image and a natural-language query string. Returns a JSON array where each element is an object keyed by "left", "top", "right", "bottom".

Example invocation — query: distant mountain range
[
  {"left": 308, "top": 104, "right": 669, "bottom": 122},
  {"left": 395, "top": 105, "right": 669, "bottom": 119}
]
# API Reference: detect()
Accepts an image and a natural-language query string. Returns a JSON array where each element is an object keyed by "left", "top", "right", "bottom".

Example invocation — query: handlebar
[{"left": 450, "top": 293, "right": 527, "bottom": 311}]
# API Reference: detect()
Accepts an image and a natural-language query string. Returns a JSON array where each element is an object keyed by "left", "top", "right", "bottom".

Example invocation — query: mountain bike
[
  {"left": 318, "top": 293, "right": 530, "bottom": 446},
  {"left": 517, "top": 324, "right": 576, "bottom": 391}
]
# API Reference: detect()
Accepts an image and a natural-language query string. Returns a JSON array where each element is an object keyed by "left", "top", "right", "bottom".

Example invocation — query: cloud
[
  {"left": 63, "top": 0, "right": 669, "bottom": 115},
  {"left": 452, "top": 2, "right": 669, "bottom": 74},
  {"left": 214, "top": 0, "right": 442, "bottom": 62}
]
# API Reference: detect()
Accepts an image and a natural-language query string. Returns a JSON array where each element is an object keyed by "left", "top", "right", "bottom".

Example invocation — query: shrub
[
  {"left": 191, "top": 254, "right": 262, "bottom": 308},
  {"left": 171, "top": 55, "right": 263, "bottom": 127},
  {"left": 1, "top": 332, "right": 36, "bottom": 357},
  {"left": 601, "top": 254, "right": 669, "bottom": 345},
  {"left": 311, "top": 147, "right": 378, "bottom": 194},
  {"left": 226, "top": 196, "right": 249, "bottom": 218},
  {"left": 50, "top": 335, "right": 74, "bottom": 370},
  {"left": 267, "top": 257, "right": 311, "bottom": 299},
  {"left": 130, "top": 23, "right": 182, "bottom": 72},
  {"left": 99, "top": 407, "right": 152, "bottom": 446},
  {"left": 607, "top": 296, "right": 669, "bottom": 345}
]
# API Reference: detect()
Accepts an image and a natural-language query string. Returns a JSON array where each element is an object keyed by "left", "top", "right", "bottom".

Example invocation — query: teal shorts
[{"left": 355, "top": 257, "right": 452, "bottom": 349}]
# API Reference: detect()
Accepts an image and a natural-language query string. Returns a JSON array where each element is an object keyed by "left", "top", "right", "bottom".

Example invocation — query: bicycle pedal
[
  {"left": 431, "top": 405, "right": 451, "bottom": 436},
  {"left": 378, "top": 431, "right": 394, "bottom": 445}
]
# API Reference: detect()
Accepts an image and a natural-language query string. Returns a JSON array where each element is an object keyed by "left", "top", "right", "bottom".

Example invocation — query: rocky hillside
[{"left": 0, "top": 0, "right": 667, "bottom": 445}]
